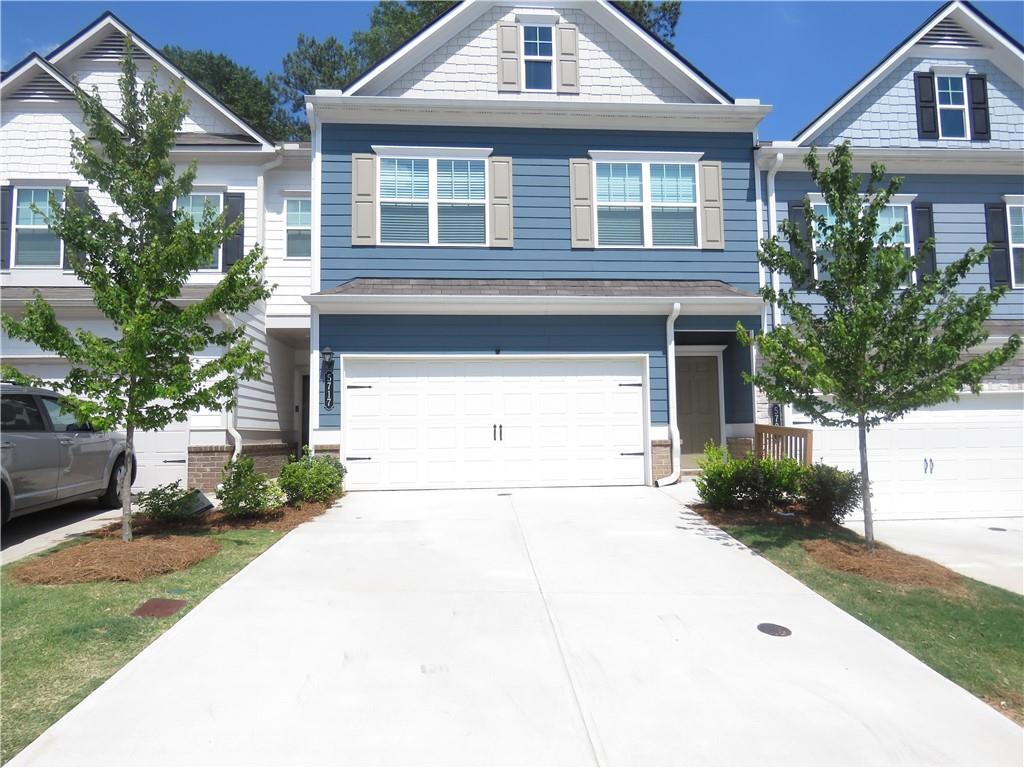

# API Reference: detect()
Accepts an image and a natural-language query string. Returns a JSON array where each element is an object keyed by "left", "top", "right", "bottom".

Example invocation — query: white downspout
[
  {"left": 765, "top": 151, "right": 785, "bottom": 330},
  {"left": 256, "top": 149, "right": 284, "bottom": 245},
  {"left": 217, "top": 312, "right": 244, "bottom": 461},
  {"left": 655, "top": 301, "right": 682, "bottom": 487}
]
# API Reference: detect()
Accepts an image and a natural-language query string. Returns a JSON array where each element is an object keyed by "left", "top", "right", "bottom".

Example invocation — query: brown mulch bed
[
  {"left": 10, "top": 536, "right": 220, "bottom": 585},
  {"left": 801, "top": 538, "right": 966, "bottom": 595},
  {"left": 691, "top": 503, "right": 825, "bottom": 529}
]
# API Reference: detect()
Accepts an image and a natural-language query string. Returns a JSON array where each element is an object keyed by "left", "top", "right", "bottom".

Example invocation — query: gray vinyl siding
[
  {"left": 772, "top": 171, "right": 1024, "bottom": 321},
  {"left": 320, "top": 123, "right": 759, "bottom": 290},
  {"left": 810, "top": 57, "right": 1024, "bottom": 149}
]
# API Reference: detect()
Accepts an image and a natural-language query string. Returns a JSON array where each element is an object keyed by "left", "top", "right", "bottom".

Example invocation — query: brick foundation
[
  {"left": 727, "top": 436, "right": 753, "bottom": 459},
  {"left": 187, "top": 441, "right": 297, "bottom": 492},
  {"left": 651, "top": 440, "right": 672, "bottom": 483}
]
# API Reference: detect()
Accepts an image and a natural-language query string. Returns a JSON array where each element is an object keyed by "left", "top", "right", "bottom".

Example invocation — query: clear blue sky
[{"left": 2, "top": 1, "right": 1022, "bottom": 139}]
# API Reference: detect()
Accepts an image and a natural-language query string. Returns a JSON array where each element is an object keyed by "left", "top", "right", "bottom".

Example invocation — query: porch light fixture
[{"left": 321, "top": 347, "right": 334, "bottom": 370}]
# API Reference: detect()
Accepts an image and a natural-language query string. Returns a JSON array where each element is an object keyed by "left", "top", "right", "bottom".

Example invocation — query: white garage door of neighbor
[
  {"left": 800, "top": 393, "right": 1024, "bottom": 519},
  {"left": 343, "top": 357, "right": 648, "bottom": 491}
]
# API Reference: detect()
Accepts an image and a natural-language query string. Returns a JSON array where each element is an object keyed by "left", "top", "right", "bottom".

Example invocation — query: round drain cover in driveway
[{"left": 757, "top": 623, "right": 792, "bottom": 637}]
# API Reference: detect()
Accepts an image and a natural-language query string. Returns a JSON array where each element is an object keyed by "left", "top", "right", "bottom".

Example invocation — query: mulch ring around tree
[
  {"left": 801, "top": 538, "right": 967, "bottom": 595},
  {"left": 9, "top": 536, "right": 220, "bottom": 585}
]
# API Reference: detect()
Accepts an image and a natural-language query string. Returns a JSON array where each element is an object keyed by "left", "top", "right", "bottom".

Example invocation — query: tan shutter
[
  {"left": 489, "top": 157, "right": 514, "bottom": 247},
  {"left": 497, "top": 23, "right": 521, "bottom": 92},
  {"left": 699, "top": 160, "right": 725, "bottom": 249},
  {"left": 556, "top": 25, "right": 580, "bottom": 94},
  {"left": 351, "top": 153, "right": 376, "bottom": 246},
  {"left": 569, "top": 159, "right": 595, "bottom": 248}
]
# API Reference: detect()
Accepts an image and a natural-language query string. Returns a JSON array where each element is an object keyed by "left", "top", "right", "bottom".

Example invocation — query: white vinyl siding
[
  {"left": 936, "top": 75, "right": 969, "bottom": 140},
  {"left": 176, "top": 192, "right": 222, "bottom": 270},
  {"left": 1009, "top": 205, "right": 1024, "bottom": 289},
  {"left": 285, "top": 198, "right": 311, "bottom": 258},
  {"left": 595, "top": 161, "right": 699, "bottom": 248},
  {"left": 13, "top": 187, "right": 64, "bottom": 267}
]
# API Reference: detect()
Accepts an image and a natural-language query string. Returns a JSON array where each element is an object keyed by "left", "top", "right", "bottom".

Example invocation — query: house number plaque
[{"left": 324, "top": 369, "right": 335, "bottom": 410}]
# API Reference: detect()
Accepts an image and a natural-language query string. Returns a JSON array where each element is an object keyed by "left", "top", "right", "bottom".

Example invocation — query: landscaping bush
[
  {"left": 277, "top": 448, "right": 346, "bottom": 504},
  {"left": 136, "top": 481, "right": 204, "bottom": 523},
  {"left": 802, "top": 462, "right": 863, "bottom": 524},
  {"left": 218, "top": 457, "right": 283, "bottom": 518},
  {"left": 694, "top": 442, "right": 744, "bottom": 509},
  {"left": 737, "top": 456, "right": 805, "bottom": 511}
]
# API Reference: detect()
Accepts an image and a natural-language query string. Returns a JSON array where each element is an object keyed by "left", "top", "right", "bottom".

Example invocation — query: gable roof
[
  {"left": 0, "top": 53, "right": 127, "bottom": 130},
  {"left": 342, "top": 0, "right": 732, "bottom": 104},
  {"left": 45, "top": 11, "right": 275, "bottom": 149},
  {"left": 793, "top": 0, "right": 1024, "bottom": 145}
]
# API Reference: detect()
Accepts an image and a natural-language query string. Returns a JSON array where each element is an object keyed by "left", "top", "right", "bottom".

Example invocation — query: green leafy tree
[
  {"left": 741, "top": 143, "right": 1020, "bottom": 546},
  {"left": 162, "top": 45, "right": 303, "bottom": 141},
  {"left": 1, "top": 46, "right": 271, "bottom": 542},
  {"left": 273, "top": 0, "right": 683, "bottom": 132}
]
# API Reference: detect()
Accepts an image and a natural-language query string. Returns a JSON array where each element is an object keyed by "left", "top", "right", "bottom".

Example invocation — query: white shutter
[
  {"left": 489, "top": 157, "right": 514, "bottom": 247},
  {"left": 699, "top": 160, "right": 724, "bottom": 249},
  {"left": 351, "top": 153, "right": 377, "bottom": 246},
  {"left": 569, "top": 159, "right": 595, "bottom": 248},
  {"left": 556, "top": 25, "right": 580, "bottom": 94},
  {"left": 497, "top": 23, "right": 521, "bottom": 92}
]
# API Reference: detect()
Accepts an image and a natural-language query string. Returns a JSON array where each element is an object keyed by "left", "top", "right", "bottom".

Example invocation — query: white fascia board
[
  {"left": 303, "top": 293, "right": 764, "bottom": 316},
  {"left": 589, "top": 150, "right": 703, "bottom": 163},
  {"left": 757, "top": 145, "right": 1024, "bottom": 176},
  {"left": 48, "top": 15, "right": 275, "bottom": 150},
  {"left": 306, "top": 96, "right": 770, "bottom": 134},
  {"left": 371, "top": 145, "right": 493, "bottom": 158}
]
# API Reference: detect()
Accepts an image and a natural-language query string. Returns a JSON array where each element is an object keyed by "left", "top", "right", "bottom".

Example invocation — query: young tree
[
  {"left": 741, "top": 143, "right": 1020, "bottom": 546},
  {"left": 1, "top": 45, "right": 271, "bottom": 542}
]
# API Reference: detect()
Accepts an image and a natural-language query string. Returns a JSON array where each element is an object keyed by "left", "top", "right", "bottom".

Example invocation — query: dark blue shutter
[
  {"left": 913, "top": 203, "right": 936, "bottom": 278},
  {"left": 787, "top": 201, "right": 812, "bottom": 290},
  {"left": 222, "top": 192, "right": 244, "bottom": 271},
  {"left": 985, "top": 203, "right": 1010, "bottom": 288},
  {"left": 914, "top": 73, "right": 939, "bottom": 140},
  {"left": 0, "top": 186, "right": 11, "bottom": 270},
  {"left": 64, "top": 187, "right": 91, "bottom": 270},
  {"left": 967, "top": 74, "right": 990, "bottom": 141}
]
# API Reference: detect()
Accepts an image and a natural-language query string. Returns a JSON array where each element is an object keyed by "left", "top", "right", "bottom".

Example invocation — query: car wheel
[{"left": 98, "top": 456, "right": 126, "bottom": 509}]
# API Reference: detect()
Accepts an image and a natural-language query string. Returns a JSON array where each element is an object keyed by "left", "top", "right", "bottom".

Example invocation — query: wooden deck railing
[{"left": 754, "top": 424, "right": 814, "bottom": 466}]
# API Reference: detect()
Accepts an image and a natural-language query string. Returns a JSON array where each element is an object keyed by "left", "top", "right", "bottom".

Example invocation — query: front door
[{"left": 676, "top": 356, "right": 722, "bottom": 469}]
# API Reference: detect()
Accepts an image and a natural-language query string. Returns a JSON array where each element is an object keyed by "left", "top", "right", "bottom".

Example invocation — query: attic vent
[
  {"left": 12, "top": 73, "right": 75, "bottom": 101},
  {"left": 920, "top": 19, "right": 983, "bottom": 48},
  {"left": 82, "top": 32, "right": 150, "bottom": 61}
]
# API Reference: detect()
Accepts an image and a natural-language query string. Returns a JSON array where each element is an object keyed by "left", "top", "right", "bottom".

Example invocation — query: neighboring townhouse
[
  {"left": 0, "top": 13, "right": 313, "bottom": 492},
  {"left": 305, "top": 0, "right": 772, "bottom": 490},
  {"left": 758, "top": 0, "right": 1024, "bottom": 516}
]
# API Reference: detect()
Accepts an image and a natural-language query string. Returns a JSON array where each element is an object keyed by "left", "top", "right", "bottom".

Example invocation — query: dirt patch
[
  {"left": 801, "top": 538, "right": 966, "bottom": 595},
  {"left": 984, "top": 689, "right": 1024, "bottom": 727},
  {"left": 10, "top": 536, "right": 220, "bottom": 585},
  {"left": 691, "top": 503, "right": 827, "bottom": 529}
]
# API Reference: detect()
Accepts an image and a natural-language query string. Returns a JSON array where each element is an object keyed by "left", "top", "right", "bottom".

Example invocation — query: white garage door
[
  {"left": 801, "top": 393, "right": 1024, "bottom": 519},
  {"left": 343, "top": 357, "right": 648, "bottom": 491}
]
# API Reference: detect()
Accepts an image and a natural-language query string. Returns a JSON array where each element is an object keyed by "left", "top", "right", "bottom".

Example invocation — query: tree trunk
[
  {"left": 857, "top": 415, "right": 874, "bottom": 549},
  {"left": 121, "top": 424, "right": 134, "bottom": 543}
]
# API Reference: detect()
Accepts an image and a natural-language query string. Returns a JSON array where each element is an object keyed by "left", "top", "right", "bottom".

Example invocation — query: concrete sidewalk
[{"left": 11, "top": 486, "right": 1021, "bottom": 766}]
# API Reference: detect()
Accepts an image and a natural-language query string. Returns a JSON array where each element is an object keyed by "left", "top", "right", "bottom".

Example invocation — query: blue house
[
  {"left": 305, "top": 0, "right": 771, "bottom": 490},
  {"left": 758, "top": 0, "right": 1024, "bottom": 518}
]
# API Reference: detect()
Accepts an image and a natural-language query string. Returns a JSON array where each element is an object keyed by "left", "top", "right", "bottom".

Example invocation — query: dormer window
[
  {"left": 522, "top": 26, "right": 554, "bottom": 91},
  {"left": 936, "top": 75, "right": 968, "bottom": 139}
]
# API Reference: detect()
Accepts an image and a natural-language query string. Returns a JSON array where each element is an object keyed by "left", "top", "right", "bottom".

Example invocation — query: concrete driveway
[{"left": 12, "top": 486, "right": 1021, "bottom": 767}]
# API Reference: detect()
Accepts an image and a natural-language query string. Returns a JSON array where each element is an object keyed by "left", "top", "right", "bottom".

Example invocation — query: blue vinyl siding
[
  {"left": 316, "top": 315, "right": 667, "bottom": 428},
  {"left": 773, "top": 171, "right": 1024, "bottom": 321},
  {"left": 320, "top": 124, "right": 759, "bottom": 290}
]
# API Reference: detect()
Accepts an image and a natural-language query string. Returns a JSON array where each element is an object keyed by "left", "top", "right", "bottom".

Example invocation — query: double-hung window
[
  {"left": 14, "top": 187, "right": 64, "bottom": 267},
  {"left": 595, "top": 160, "right": 699, "bottom": 248},
  {"left": 286, "top": 198, "right": 311, "bottom": 258},
  {"left": 522, "top": 25, "right": 554, "bottom": 91},
  {"left": 936, "top": 75, "right": 968, "bottom": 139},
  {"left": 1008, "top": 205, "right": 1024, "bottom": 289},
  {"left": 809, "top": 201, "right": 914, "bottom": 281},
  {"left": 176, "top": 193, "right": 222, "bottom": 270},
  {"left": 378, "top": 154, "right": 487, "bottom": 246}
]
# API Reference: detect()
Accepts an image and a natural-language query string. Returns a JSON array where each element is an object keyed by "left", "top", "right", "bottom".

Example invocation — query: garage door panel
[{"left": 343, "top": 357, "right": 647, "bottom": 491}]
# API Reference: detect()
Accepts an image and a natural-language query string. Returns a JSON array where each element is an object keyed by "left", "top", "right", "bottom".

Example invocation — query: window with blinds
[
  {"left": 595, "top": 161, "right": 699, "bottom": 248},
  {"left": 13, "top": 187, "right": 64, "bottom": 267},
  {"left": 176, "top": 192, "right": 222, "bottom": 270},
  {"left": 811, "top": 201, "right": 915, "bottom": 282},
  {"left": 1007, "top": 205, "right": 1023, "bottom": 289},
  {"left": 378, "top": 156, "right": 487, "bottom": 246}
]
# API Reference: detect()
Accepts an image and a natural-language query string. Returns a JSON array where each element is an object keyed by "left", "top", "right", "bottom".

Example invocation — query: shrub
[
  {"left": 802, "top": 463, "right": 863, "bottom": 524},
  {"left": 277, "top": 448, "right": 346, "bottom": 504},
  {"left": 136, "top": 481, "right": 204, "bottom": 523},
  {"left": 694, "top": 442, "right": 744, "bottom": 510},
  {"left": 218, "top": 457, "right": 282, "bottom": 519},
  {"left": 737, "top": 456, "right": 805, "bottom": 511}
]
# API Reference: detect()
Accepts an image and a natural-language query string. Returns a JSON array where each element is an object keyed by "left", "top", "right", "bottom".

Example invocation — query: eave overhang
[{"left": 756, "top": 144, "right": 1024, "bottom": 176}]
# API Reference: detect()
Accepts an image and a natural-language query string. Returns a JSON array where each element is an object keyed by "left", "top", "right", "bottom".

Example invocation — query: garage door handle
[
  {"left": 499, "top": 424, "right": 503, "bottom": 441},
  {"left": 619, "top": 382, "right": 643, "bottom": 387},
  {"left": 620, "top": 451, "right": 644, "bottom": 456},
  {"left": 346, "top": 456, "right": 372, "bottom": 461},
  {"left": 163, "top": 459, "right": 186, "bottom": 464},
  {"left": 493, "top": 424, "right": 496, "bottom": 441}
]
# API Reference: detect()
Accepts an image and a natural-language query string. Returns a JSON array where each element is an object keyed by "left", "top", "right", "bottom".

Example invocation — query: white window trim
[
  {"left": 592, "top": 159, "right": 702, "bottom": 250},
  {"left": 807, "top": 199, "right": 916, "bottom": 283},
  {"left": 174, "top": 191, "right": 224, "bottom": 272},
  {"left": 589, "top": 151, "right": 705, "bottom": 164},
  {"left": 11, "top": 186, "right": 65, "bottom": 270},
  {"left": 521, "top": 24, "right": 555, "bottom": 93},
  {"left": 1007, "top": 203, "right": 1024, "bottom": 290},
  {"left": 375, "top": 154, "right": 490, "bottom": 248},
  {"left": 935, "top": 73, "right": 970, "bottom": 141},
  {"left": 371, "top": 146, "right": 492, "bottom": 160},
  {"left": 285, "top": 197, "right": 312, "bottom": 260}
]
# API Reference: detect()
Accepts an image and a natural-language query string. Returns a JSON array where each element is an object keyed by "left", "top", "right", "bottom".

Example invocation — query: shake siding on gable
[
  {"left": 811, "top": 57, "right": 1024, "bottom": 149},
  {"left": 772, "top": 171, "right": 1024, "bottom": 321},
  {"left": 320, "top": 124, "right": 759, "bottom": 290}
]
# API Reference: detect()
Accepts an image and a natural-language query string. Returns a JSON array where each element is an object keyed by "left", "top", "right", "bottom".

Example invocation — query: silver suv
[{"left": 1, "top": 383, "right": 134, "bottom": 524}]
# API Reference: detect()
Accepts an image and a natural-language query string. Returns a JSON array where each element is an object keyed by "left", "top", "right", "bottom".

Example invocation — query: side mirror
[{"left": 67, "top": 423, "right": 93, "bottom": 433}]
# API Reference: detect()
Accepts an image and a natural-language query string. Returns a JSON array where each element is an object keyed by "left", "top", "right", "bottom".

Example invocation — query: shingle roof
[{"left": 318, "top": 278, "right": 755, "bottom": 298}]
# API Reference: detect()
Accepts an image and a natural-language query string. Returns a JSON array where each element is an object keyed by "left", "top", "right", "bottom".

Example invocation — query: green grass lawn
[
  {"left": 721, "top": 521, "right": 1024, "bottom": 724},
  {"left": 1, "top": 528, "right": 283, "bottom": 764}
]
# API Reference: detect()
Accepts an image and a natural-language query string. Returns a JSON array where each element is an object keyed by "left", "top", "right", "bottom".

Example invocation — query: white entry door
[{"left": 343, "top": 357, "right": 648, "bottom": 491}]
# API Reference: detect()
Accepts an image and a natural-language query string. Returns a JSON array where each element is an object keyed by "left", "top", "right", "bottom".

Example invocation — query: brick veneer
[
  {"left": 727, "top": 437, "right": 754, "bottom": 459},
  {"left": 651, "top": 440, "right": 672, "bottom": 483},
  {"left": 187, "top": 442, "right": 297, "bottom": 492}
]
